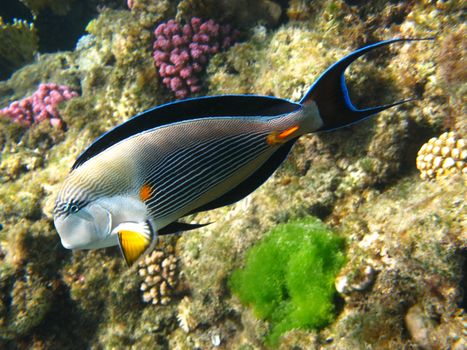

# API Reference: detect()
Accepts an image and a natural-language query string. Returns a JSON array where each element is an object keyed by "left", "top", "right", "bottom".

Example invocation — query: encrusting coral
[
  {"left": 416, "top": 131, "right": 466, "bottom": 180},
  {"left": 138, "top": 242, "right": 178, "bottom": 305}
]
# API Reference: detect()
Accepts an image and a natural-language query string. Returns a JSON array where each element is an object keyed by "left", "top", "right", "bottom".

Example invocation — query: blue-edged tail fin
[{"left": 300, "top": 38, "right": 433, "bottom": 131}]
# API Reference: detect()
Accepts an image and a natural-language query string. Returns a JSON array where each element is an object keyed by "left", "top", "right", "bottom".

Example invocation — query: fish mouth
[
  {"left": 54, "top": 204, "right": 112, "bottom": 250},
  {"left": 60, "top": 240, "right": 73, "bottom": 249}
]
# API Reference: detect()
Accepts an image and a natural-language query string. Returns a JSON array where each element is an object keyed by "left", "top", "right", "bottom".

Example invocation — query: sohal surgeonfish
[{"left": 54, "top": 38, "right": 427, "bottom": 266}]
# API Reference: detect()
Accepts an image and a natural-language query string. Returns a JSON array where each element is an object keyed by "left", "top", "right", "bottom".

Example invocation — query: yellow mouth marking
[
  {"left": 140, "top": 184, "right": 153, "bottom": 201},
  {"left": 266, "top": 125, "right": 300, "bottom": 145}
]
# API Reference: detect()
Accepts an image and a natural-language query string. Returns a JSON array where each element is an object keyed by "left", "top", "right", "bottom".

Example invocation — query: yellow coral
[
  {"left": 416, "top": 131, "right": 466, "bottom": 180},
  {"left": 0, "top": 17, "right": 38, "bottom": 78},
  {"left": 138, "top": 243, "right": 178, "bottom": 305},
  {"left": 177, "top": 296, "right": 197, "bottom": 333},
  {"left": 287, "top": 0, "right": 314, "bottom": 21}
]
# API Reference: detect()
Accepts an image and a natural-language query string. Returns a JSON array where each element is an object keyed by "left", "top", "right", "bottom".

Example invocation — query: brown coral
[
  {"left": 438, "top": 25, "right": 467, "bottom": 87},
  {"left": 138, "top": 244, "right": 178, "bottom": 305},
  {"left": 416, "top": 131, "right": 466, "bottom": 180},
  {"left": 176, "top": 0, "right": 282, "bottom": 28}
]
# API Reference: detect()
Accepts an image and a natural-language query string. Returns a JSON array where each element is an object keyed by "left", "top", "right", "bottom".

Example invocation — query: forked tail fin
[{"left": 300, "top": 38, "right": 433, "bottom": 131}]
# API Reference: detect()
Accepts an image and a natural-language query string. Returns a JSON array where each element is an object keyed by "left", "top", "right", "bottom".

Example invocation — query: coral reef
[
  {"left": 0, "top": 17, "right": 38, "bottom": 79},
  {"left": 330, "top": 174, "right": 465, "bottom": 350},
  {"left": 138, "top": 243, "right": 178, "bottom": 305},
  {"left": 416, "top": 131, "right": 466, "bottom": 180},
  {"left": 229, "top": 217, "right": 345, "bottom": 346},
  {"left": 153, "top": 17, "right": 239, "bottom": 98},
  {"left": 0, "top": 83, "right": 79, "bottom": 128}
]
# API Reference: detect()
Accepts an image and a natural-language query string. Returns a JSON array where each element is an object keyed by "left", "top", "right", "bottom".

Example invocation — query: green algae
[{"left": 229, "top": 217, "right": 345, "bottom": 346}]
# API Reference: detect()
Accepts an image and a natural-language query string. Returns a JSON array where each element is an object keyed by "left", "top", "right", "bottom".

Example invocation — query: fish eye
[{"left": 69, "top": 204, "right": 79, "bottom": 213}]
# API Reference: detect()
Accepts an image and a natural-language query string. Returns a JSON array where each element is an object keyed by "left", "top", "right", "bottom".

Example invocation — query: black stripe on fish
[{"left": 73, "top": 95, "right": 301, "bottom": 170}]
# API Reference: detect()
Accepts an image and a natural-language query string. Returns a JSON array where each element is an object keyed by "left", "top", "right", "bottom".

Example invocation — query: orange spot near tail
[
  {"left": 266, "top": 125, "right": 300, "bottom": 145},
  {"left": 140, "top": 184, "right": 153, "bottom": 201},
  {"left": 278, "top": 125, "right": 299, "bottom": 139}
]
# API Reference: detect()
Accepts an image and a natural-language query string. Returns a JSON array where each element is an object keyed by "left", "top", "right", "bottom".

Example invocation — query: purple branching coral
[
  {"left": 0, "top": 83, "right": 78, "bottom": 128},
  {"left": 153, "top": 17, "right": 239, "bottom": 99}
]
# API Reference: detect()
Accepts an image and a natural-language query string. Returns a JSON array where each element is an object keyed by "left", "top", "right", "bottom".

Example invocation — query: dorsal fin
[{"left": 72, "top": 95, "right": 301, "bottom": 170}]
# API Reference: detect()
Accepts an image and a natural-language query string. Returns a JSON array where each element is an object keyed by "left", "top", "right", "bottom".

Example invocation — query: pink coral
[
  {"left": 153, "top": 17, "right": 239, "bottom": 99},
  {"left": 0, "top": 83, "right": 78, "bottom": 129}
]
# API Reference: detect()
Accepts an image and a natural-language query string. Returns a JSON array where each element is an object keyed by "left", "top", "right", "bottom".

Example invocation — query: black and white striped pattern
[
  {"left": 143, "top": 131, "right": 270, "bottom": 219},
  {"left": 54, "top": 153, "right": 133, "bottom": 218}
]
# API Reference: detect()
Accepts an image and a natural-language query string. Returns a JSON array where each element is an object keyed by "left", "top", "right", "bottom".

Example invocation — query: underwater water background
[{"left": 0, "top": 0, "right": 465, "bottom": 349}]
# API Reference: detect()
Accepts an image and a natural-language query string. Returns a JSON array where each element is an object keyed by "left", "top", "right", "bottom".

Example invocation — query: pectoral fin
[{"left": 114, "top": 221, "right": 156, "bottom": 267}]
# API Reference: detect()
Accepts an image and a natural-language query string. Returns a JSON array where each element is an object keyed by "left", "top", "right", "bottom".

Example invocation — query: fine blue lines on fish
[{"left": 53, "top": 38, "right": 430, "bottom": 266}]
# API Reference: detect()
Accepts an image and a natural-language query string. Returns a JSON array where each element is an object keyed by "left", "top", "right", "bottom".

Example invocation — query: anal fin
[
  {"left": 114, "top": 221, "right": 156, "bottom": 267},
  {"left": 159, "top": 221, "right": 211, "bottom": 235}
]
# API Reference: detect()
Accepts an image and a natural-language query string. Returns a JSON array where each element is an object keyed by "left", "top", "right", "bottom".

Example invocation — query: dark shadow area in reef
[
  {"left": 0, "top": 0, "right": 122, "bottom": 79},
  {"left": 34, "top": 3, "right": 97, "bottom": 53},
  {"left": 0, "top": 0, "right": 33, "bottom": 22},
  {"left": 459, "top": 248, "right": 467, "bottom": 311}
]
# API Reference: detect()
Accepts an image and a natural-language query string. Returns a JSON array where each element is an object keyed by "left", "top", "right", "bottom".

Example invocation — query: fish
[{"left": 53, "top": 38, "right": 428, "bottom": 266}]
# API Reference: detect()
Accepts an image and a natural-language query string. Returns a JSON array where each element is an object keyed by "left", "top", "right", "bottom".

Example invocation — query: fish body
[
  {"left": 55, "top": 101, "right": 320, "bottom": 249},
  {"left": 54, "top": 38, "right": 427, "bottom": 266}
]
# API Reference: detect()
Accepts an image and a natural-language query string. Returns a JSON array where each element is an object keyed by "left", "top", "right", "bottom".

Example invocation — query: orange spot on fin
[
  {"left": 140, "top": 184, "right": 153, "bottom": 201},
  {"left": 266, "top": 125, "right": 300, "bottom": 145}
]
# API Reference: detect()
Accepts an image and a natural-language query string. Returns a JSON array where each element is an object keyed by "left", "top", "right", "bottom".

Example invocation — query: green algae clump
[{"left": 229, "top": 217, "right": 345, "bottom": 346}]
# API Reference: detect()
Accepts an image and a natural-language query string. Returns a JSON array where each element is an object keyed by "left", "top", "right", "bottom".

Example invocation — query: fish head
[{"left": 54, "top": 202, "right": 113, "bottom": 250}]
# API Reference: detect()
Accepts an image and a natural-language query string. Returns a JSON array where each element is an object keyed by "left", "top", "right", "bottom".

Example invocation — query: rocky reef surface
[{"left": 0, "top": 0, "right": 465, "bottom": 349}]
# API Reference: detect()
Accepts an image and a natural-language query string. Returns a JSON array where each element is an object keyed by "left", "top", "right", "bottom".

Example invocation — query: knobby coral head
[
  {"left": 153, "top": 17, "right": 239, "bottom": 99},
  {"left": 0, "top": 83, "right": 79, "bottom": 129}
]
